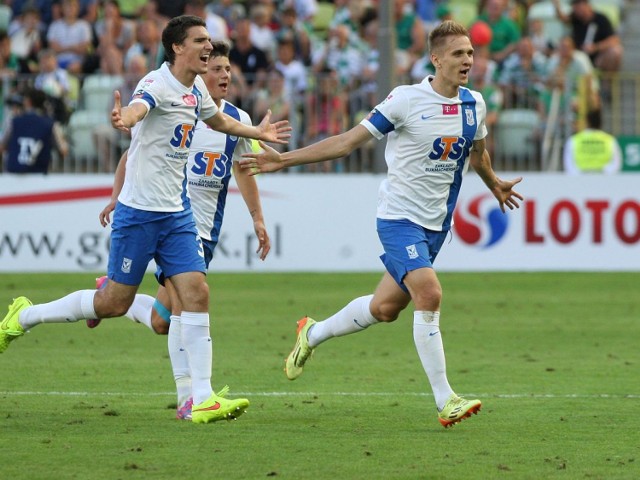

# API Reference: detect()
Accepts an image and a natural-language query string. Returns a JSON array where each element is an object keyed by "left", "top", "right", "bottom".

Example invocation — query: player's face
[
  {"left": 433, "top": 35, "right": 474, "bottom": 89},
  {"left": 204, "top": 56, "right": 232, "bottom": 102},
  {"left": 179, "top": 25, "right": 213, "bottom": 75}
]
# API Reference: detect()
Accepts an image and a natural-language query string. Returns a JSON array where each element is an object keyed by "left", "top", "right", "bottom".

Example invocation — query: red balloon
[{"left": 469, "top": 21, "right": 493, "bottom": 47}]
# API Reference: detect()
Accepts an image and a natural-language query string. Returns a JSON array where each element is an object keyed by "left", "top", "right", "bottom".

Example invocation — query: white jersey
[
  {"left": 361, "top": 75, "right": 487, "bottom": 231},
  {"left": 186, "top": 100, "right": 252, "bottom": 242},
  {"left": 118, "top": 62, "right": 218, "bottom": 212}
]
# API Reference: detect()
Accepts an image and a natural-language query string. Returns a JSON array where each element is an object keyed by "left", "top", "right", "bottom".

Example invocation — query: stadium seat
[
  {"left": 67, "top": 109, "right": 108, "bottom": 163},
  {"left": 495, "top": 109, "right": 541, "bottom": 168},
  {"left": 80, "top": 74, "right": 123, "bottom": 113}
]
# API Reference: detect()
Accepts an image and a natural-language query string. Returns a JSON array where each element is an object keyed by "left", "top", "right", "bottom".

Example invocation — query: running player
[
  {"left": 1, "top": 16, "right": 289, "bottom": 424},
  {"left": 90, "top": 41, "right": 271, "bottom": 420},
  {"left": 240, "top": 20, "right": 523, "bottom": 427}
]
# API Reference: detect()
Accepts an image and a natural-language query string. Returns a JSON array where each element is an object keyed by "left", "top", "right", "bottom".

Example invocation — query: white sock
[
  {"left": 168, "top": 315, "right": 192, "bottom": 406},
  {"left": 180, "top": 311, "right": 213, "bottom": 405},
  {"left": 413, "top": 311, "right": 454, "bottom": 410},
  {"left": 124, "top": 294, "right": 155, "bottom": 331},
  {"left": 307, "top": 295, "right": 378, "bottom": 348},
  {"left": 19, "top": 290, "right": 97, "bottom": 330}
]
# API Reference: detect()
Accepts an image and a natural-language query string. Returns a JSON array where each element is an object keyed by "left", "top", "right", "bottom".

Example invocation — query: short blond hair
[{"left": 428, "top": 20, "right": 470, "bottom": 53}]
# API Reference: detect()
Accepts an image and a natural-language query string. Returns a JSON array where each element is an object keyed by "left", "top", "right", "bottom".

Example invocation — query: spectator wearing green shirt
[{"left": 477, "top": 0, "right": 521, "bottom": 65}]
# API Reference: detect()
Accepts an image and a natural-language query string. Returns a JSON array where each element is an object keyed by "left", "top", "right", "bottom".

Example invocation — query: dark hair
[
  {"left": 210, "top": 40, "right": 230, "bottom": 59},
  {"left": 162, "top": 15, "right": 207, "bottom": 64},
  {"left": 428, "top": 20, "right": 469, "bottom": 53},
  {"left": 25, "top": 88, "right": 47, "bottom": 110},
  {"left": 586, "top": 109, "right": 602, "bottom": 129}
]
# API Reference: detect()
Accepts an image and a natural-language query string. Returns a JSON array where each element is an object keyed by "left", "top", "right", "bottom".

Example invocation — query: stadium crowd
[{"left": 0, "top": 0, "right": 628, "bottom": 174}]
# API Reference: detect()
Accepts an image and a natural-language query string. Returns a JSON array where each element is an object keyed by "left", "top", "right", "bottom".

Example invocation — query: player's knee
[
  {"left": 371, "top": 302, "right": 404, "bottom": 323},
  {"left": 151, "top": 321, "right": 169, "bottom": 335}
]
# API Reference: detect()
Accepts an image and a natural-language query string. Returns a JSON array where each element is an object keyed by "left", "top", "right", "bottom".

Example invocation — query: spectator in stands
[
  {"left": 527, "top": 17, "right": 554, "bottom": 57},
  {"left": 469, "top": 54, "right": 503, "bottom": 158},
  {"left": 253, "top": 68, "right": 291, "bottom": 153},
  {"left": 543, "top": 35, "right": 598, "bottom": 115},
  {"left": 184, "top": 0, "right": 229, "bottom": 42},
  {"left": 95, "top": 1, "right": 136, "bottom": 56},
  {"left": 34, "top": 48, "right": 71, "bottom": 123},
  {"left": 46, "top": 0, "right": 92, "bottom": 74},
  {"left": 476, "top": 0, "right": 521, "bottom": 66},
  {"left": 87, "top": 0, "right": 135, "bottom": 75},
  {"left": 0, "top": 88, "right": 68, "bottom": 173},
  {"left": 274, "top": 33, "right": 308, "bottom": 98},
  {"left": 283, "top": 0, "right": 318, "bottom": 25},
  {"left": 78, "top": 0, "right": 98, "bottom": 24},
  {"left": 498, "top": 36, "right": 547, "bottom": 109},
  {"left": 229, "top": 16, "right": 271, "bottom": 89},
  {"left": 8, "top": 5, "right": 43, "bottom": 74},
  {"left": 394, "top": 0, "right": 427, "bottom": 72},
  {"left": 552, "top": 0, "right": 622, "bottom": 71},
  {"left": 313, "top": 23, "right": 362, "bottom": 90},
  {"left": 563, "top": 108, "right": 621, "bottom": 174},
  {"left": 10, "top": 0, "right": 55, "bottom": 27},
  {"left": 209, "top": 0, "right": 245, "bottom": 33},
  {"left": 304, "top": 67, "right": 346, "bottom": 172},
  {"left": 92, "top": 53, "right": 148, "bottom": 172},
  {"left": 277, "top": 5, "right": 312, "bottom": 65},
  {"left": 124, "top": 18, "right": 163, "bottom": 71},
  {"left": 0, "top": 31, "right": 20, "bottom": 78},
  {"left": 145, "top": 0, "right": 186, "bottom": 27},
  {"left": 249, "top": 3, "right": 277, "bottom": 61}
]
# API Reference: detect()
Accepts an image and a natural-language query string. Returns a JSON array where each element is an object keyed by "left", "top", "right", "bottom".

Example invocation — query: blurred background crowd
[{"left": 0, "top": 0, "right": 636, "bottom": 174}]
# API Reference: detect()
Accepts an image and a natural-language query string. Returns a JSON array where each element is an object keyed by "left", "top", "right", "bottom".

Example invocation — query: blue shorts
[
  {"left": 155, "top": 237, "right": 216, "bottom": 286},
  {"left": 109, "top": 202, "right": 206, "bottom": 286},
  {"left": 377, "top": 218, "right": 449, "bottom": 293}
]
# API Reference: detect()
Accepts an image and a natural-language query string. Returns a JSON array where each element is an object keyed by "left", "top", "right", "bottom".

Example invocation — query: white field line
[{"left": 1, "top": 391, "right": 639, "bottom": 399}]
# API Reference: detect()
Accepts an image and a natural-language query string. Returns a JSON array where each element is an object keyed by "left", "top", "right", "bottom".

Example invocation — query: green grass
[{"left": 1, "top": 272, "right": 639, "bottom": 480}]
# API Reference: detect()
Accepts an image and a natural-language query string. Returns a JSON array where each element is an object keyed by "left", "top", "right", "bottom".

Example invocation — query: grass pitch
[{"left": 1, "top": 272, "right": 638, "bottom": 479}]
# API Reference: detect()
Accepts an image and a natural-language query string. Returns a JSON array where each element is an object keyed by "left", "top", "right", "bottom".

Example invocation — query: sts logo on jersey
[
  {"left": 428, "top": 136, "right": 470, "bottom": 161},
  {"left": 453, "top": 194, "right": 508, "bottom": 248},
  {"left": 191, "top": 151, "right": 231, "bottom": 179},
  {"left": 170, "top": 124, "right": 195, "bottom": 149}
]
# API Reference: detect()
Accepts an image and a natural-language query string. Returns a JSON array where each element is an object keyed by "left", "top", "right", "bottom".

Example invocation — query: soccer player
[
  {"left": 90, "top": 41, "right": 271, "bottom": 420},
  {"left": 0, "top": 15, "right": 290, "bottom": 424},
  {"left": 240, "top": 20, "right": 524, "bottom": 428}
]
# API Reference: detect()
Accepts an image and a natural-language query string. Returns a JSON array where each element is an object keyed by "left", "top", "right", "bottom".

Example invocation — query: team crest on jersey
[
  {"left": 182, "top": 94, "right": 197, "bottom": 106},
  {"left": 465, "top": 108, "right": 475, "bottom": 126}
]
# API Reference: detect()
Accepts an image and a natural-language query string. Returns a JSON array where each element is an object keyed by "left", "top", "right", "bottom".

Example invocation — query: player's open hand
[
  {"left": 256, "top": 109, "right": 291, "bottom": 145},
  {"left": 111, "top": 91, "right": 129, "bottom": 133},
  {"left": 99, "top": 199, "right": 117, "bottom": 227},
  {"left": 254, "top": 220, "right": 271, "bottom": 261},
  {"left": 240, "top": 141, "right": 285, "bottom": 176},
  {"left": 492, "top": 176, "right": 524, "bottom": 212}
]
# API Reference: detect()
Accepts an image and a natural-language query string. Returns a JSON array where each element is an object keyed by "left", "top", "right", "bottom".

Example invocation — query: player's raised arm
[
  {"left": 111, "top": 90, "right": 147, "bottom": 132},
  {"left": 239, "top": 124, "right": 374, "bottom": 175},
  {"left": 204, "top": 109, "right": 291, "bottom": 144}
]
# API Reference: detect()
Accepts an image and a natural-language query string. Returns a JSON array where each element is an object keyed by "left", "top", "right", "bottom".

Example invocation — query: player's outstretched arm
[
  {"left": 470, "top": 138, "right": 524, "bottom": 212},
  {"left": 239, "top": 124, "right": 373, "bottom": 175},
  {"left": 111, "top": 91, "right": 147, "bottom": 132},
  {"left": 204, "top": 109, "right": 291, "bottom": 145}
]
